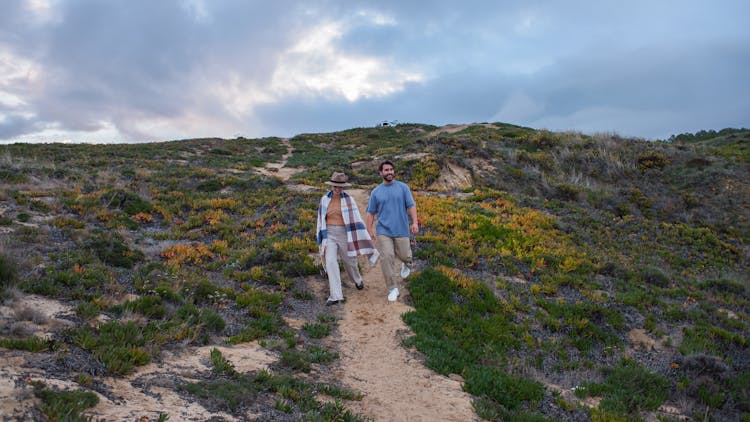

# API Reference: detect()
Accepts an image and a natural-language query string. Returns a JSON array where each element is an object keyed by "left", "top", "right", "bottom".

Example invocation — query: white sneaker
[
  {"left": 387, "top": 288, "right": 399, "bottom": 302},
  {"left": 369, "top": 249, "right": 380, "bottom": 266},
  {"left": 400, "top": 263, "right": 411, "bottom": 279}
]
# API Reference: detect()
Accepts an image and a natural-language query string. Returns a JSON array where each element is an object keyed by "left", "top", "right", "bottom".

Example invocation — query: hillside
[{"left": 0, "top": 123, "right": 748, "bottom": 421}]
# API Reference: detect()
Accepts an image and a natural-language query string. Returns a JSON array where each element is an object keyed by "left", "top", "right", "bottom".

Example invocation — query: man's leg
[
  {"left": 393, "top": 236, "right": 413, "bottom": 274},
  {"left": 376, "top": 234, "right": 398, "bottom": 291}
]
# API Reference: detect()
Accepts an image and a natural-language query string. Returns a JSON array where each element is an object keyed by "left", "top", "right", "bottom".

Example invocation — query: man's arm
[
  {"left": 408, "top": 206, "right": 418, "bottom": 234},
  {"left": 366, "top": 212, "right": 376, "bottom": 239}
]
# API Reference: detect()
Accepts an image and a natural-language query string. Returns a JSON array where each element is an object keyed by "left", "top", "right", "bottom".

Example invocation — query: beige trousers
[{"left": 376, "top": 234, "right": 412, "bottom": 291}]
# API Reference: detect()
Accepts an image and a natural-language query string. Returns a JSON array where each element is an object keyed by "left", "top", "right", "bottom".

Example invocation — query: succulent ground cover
[{"left": 1, "top": 125, "right": 748, "bottom": 421}]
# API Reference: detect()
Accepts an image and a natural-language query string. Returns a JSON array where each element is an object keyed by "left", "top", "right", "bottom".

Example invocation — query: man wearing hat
[{"left": 316, "top": 172, "right": 377, "bottom": 306}]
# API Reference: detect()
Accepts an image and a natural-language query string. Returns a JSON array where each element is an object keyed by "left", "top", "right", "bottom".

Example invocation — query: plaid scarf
[{"left": 317, "top": 190, "right": 376, "bottom": 257}]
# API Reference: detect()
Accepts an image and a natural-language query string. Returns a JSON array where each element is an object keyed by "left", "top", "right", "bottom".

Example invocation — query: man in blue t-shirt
[{"left": 366, "top": 160, "right": 419, "bottom": 302}]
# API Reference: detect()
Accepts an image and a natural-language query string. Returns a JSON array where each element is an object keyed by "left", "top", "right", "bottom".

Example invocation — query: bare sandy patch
[{"left": 89, "top": 344, "right": 275, "bottom": 421}]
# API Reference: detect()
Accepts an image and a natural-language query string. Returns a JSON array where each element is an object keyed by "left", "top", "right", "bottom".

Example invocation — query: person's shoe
[
  {"left": 401, "top": 263, "right": 411, "bottom": 279},
  {"left": 368, "top": 249, "right": 380, "bottom": 266},
  {"left": 326, "top": 298, "right": 341, "bottom": 306},
  {"left": 355, "top": 281, "right": 364, "bottom": 290},
  {"left": 387, "top": 288, "right": 399, "bottom": 302}
]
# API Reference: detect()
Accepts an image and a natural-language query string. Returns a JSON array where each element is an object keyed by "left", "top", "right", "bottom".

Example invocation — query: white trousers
[{"left": 325, "top": 226, "right": 363, "bottom": 301}]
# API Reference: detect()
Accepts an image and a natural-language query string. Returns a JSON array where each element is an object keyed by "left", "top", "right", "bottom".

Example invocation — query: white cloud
[
  {"left": 7, "top": 120, "right": 119, "bottom": 144},
  {"left": 180, "top": 0, "right": 211, "bottom": 24},
  {"left": 206, "top": 71, "right": 274, "bottom": 117},
  {"left": 355, "top": 9, "right": 396, "bottom": 26},
  {"left": 24, "top": 0, "right": 61, "bottom": 24},
  {"left": 270, "top": 21, "right": 423, "bottom": 102},
  {"left": 0, "top": 49, "right": 39, "bottom": 109}
]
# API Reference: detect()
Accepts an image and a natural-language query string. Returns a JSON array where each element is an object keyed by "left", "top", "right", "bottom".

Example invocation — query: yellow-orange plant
[
  {"left": 203, "top": 209, "right": 226, "bottom": 226},
  {"left": 417, "top": 189, "right": 591, "bottom": 276},
  {"left": 250, "top": 266, "right": 264, "bottom": 280},
  {"left": 130, "top": 212, "right": 153, "bottom": 224},
  {"left": 161, "top": 243, "right": 214, "bottom": 269},
  {"left": 210, "top": 239, "right": 229, "bottom": 255},
  {"left": 96, "top": 209, "right": 115, "bottom": 222},
  {"left": 202, "top": 198, "right": 239, "bottom": 210},
  {"left": 194, "top": 167, "right": 216, "bottom": 177}
]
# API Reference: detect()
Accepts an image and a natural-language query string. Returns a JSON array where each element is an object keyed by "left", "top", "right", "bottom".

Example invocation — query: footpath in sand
[
  {"left": 270, "top": 139, "right": 477, "bottom": 421},
  {"left": 315, "top": 188, "right": 477, "bottom": 422}
]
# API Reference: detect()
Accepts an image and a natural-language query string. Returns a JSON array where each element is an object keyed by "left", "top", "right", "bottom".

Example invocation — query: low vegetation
[{"left": 0, "top": 126, "right": 748, "bottom": 420}]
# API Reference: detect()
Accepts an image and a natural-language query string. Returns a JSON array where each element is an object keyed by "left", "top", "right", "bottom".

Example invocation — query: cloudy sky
[{"left": 1, "top": 0, "right": 748, "bottom": 143}]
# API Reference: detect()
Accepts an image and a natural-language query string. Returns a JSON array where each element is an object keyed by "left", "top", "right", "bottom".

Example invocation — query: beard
[{"left": 382, "top": 174, "right": 394, "bottom": 182}]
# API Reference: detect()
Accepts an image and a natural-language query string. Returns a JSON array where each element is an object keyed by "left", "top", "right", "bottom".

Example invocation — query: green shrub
[
  {"left": 316, "top": 383, "right": 362, "bottom": 400},
  {"left": 280, "top": 348, "right": 313, "bottom": 372},
  {"left": 302, "top": 322, "right": 331, "bottom": 339},
  {"left": 200, "top": 309, "right": 226, "bottom": 333},
  {"left": 699, "top": 278, "right": 746, "bottom": 298},
  {"left": 0, "top": 253, "right": 18, "bottom": 290},
  {"left": 101, "top": 188, "right": 152, "bottom": 215},
  {"left": 31, "top": 381, "right": 98, "bottom": 421},
  {"left": 227, "top": 314, "right": 284, "bottom": 344},
  {"left": 305, "top": 345, "right": 338, "bottom": 364},
  {"left": 112, "top": 295, "right": 166, "bottom": 318},
  {"left": 554, "top": 183, "right": 581, "bottom": 201},
  {"left": 465, "top": 366, "right": 545, "bottom": 411},
  {"left": 85, "top": 233, "right": 144, "bottom": 268},
  {"left": 680, "top": 323, "right": 746, "bottom": 356},
  {"left": 313, "top": 400, "right": 362, "bottom": 421},
  {"left": 187, "top": 279, "right": 233, "bottom": 305},
  {"left": 637, "top": 150, "right": 668, "bottom": 171},
  {"left": 210, "top": 347, "right": 237, "bottom": 377},
  {"left": 639, "top": 266, "right": 670, "bottom": 288},
  {"left": 0, "top": 170, "right": 27, "bottom": 183},
  {"left": 29, "top": 199, "right": 51, "bottom": 213},
  {"left": 0, "top": 336, "right": 55, "bottom": 352},
  {"left": 181, "top": 369, "right": 364, "bottom": 417},
  {"left": 236, "top": 288, "right": 283, "bottom": 317},
  {"left": 75, "top": 301, "right": 102, "bottom": 320},
  {"left": 70, "top": 321, "right": 153, "bottom": 375},
  {"left": 16, "top": 212, "right": 31, "bottom": 222},
  {"left": 181, "top": 377, "right": 261, "bottom": 412},
  {"left": 575, "top": 359, "right": 669, "bottom": 415},
  {"left": 292, "top": 289, "right": 314, "bottom": 300},
  {"left": 196, "top": 179, "right": 223, "bottom": 192}
]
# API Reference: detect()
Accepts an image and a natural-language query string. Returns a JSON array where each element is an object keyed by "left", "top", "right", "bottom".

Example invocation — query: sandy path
[
  {"left": 333, "top": 189, "right": 477, "bottom": 422},
  {"left": 268, "top": 136, "right": 475, "bottom": 420},
  {"left": 253, "top": 138, "right": 304, "bottom": 181}
]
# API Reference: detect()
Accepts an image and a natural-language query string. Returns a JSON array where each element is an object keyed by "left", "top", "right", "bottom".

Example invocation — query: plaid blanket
[{"left": 317, "top": 191, "right": 376, "bottom": 257}]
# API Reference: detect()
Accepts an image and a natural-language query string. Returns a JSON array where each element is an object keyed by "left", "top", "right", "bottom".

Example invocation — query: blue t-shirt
[{"left": 366, "top": 181, "right": 415, "bottom": 237}]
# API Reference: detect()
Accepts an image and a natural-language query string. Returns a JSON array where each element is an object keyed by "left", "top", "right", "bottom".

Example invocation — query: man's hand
[
  {"left": 410, "top": 222, "right": 419, "bottom": 234},
  {"left": 366, "top": 212, "right": 376, "bottom": 240}
]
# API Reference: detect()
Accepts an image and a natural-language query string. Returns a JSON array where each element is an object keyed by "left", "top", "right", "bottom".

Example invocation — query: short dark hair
[{"left": 378, "top": 160, "right": 394, "bottom": 172}]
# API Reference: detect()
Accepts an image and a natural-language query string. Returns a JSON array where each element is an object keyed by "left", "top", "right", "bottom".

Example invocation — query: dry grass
[{"left": 13, "top": 306, "right": 49, "bottom": 325}]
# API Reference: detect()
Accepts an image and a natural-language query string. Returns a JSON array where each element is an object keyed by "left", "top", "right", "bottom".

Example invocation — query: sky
[{"left": 1, "top": 0, "right": 748, "bottom": 144}]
